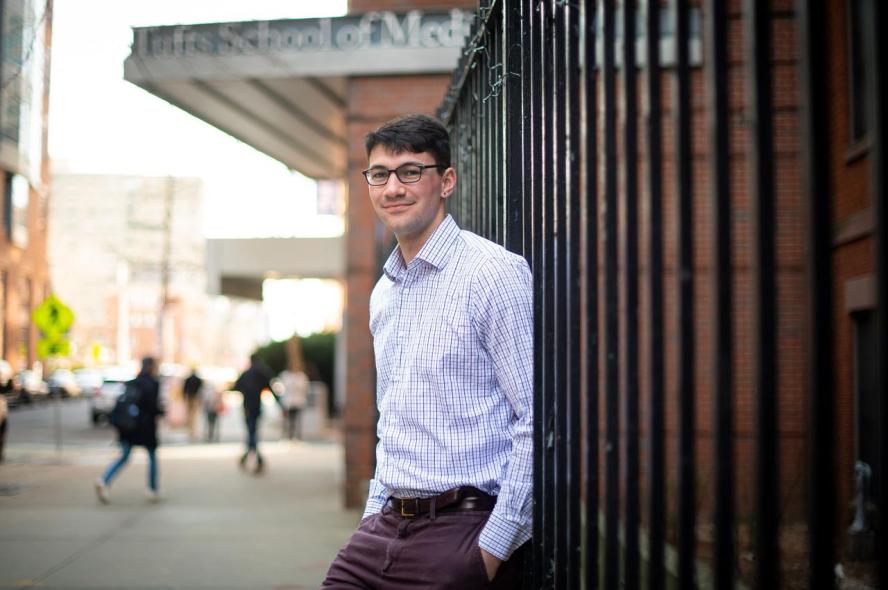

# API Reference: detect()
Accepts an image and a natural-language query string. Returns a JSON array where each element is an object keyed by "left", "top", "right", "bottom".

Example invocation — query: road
[{"left": 0, "top": 398, "right": 360, "bottom": 590}]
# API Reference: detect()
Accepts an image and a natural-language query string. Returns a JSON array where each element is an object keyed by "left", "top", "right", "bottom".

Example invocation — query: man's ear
[{"left": 441, "top": 167, "right": 457, "bottom": 199}]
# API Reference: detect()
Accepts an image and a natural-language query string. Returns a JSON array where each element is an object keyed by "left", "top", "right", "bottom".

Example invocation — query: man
[
  {"left": 95, "top": 356, "right": 164, "bottom": 503},
  {"left": 182, "top": 368, "right": 203, "bottom": 441},
  {"left": 322, "top": 114, "right": 533, "bottom": 589},
  {"left": 233, "top": 354, "right": 277, "bottom": 473}
]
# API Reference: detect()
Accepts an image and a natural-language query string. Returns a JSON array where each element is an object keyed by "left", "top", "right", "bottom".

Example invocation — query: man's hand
[{"left": 480, "top": 548, "right": 502, "bottom": 582}]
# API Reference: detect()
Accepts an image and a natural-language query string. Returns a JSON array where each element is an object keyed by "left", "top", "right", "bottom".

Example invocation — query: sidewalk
[{"left": 0, "top": 439, "right": 360, "bottom": 589}]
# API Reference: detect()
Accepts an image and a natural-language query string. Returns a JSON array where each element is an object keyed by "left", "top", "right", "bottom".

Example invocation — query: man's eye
[
  {"left": 369, "top": 169, "right": 389, "bottom": 181},
  {"left": 399, "top": 167, "right": 421, "bottom": 179}
]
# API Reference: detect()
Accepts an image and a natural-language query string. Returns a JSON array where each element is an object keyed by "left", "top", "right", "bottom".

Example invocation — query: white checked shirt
[{"left": 363, "top": 214, "right": 534, "bottom": 561}]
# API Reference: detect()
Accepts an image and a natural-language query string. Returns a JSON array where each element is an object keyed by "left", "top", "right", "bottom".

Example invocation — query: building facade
[{"left": 0, "top": 0, "right": 52, "bottom": 371}]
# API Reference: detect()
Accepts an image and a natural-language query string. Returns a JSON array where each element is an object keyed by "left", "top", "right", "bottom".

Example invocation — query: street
[{"left": 0, "top": 399, "right": 359, "bottom": 590}]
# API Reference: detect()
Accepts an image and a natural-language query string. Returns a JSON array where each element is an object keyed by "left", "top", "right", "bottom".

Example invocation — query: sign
[
  {"left": 32, "top": 294, "right": 75, "bottom": 359},
  {"left": 133, "top": 10, "right": 472, "bottom": 59},
  {"left": 32, "top": 294, "right": 75, "bottom": 336}
]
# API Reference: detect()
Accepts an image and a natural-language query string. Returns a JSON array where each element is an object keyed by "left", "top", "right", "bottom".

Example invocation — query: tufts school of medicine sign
[{"left": 134, "top": 10, "right": 473, "bottom": 59}]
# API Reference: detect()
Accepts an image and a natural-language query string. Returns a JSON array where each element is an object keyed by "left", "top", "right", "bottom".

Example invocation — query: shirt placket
[{"left": 391, "top": 267, "right": 414, "bottom": 383}]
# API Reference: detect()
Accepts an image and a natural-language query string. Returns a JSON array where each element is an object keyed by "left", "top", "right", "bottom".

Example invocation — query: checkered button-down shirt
[{"left": 363, "top": 215, "right": 534, "bottom": 561}]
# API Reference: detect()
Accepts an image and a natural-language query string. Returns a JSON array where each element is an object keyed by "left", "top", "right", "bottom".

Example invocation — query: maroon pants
[{"left": 322, "top": 507, "right": 526, "bottom": 589}]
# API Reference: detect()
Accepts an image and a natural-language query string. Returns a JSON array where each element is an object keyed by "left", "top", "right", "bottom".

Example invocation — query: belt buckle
[{"left": 400, "top": 498, "right": 418, "bottom": 517}]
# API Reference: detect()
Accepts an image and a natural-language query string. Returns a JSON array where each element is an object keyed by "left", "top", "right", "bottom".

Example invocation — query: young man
[{"left": 322, "top": 114, "right": 533, "bottom": 589}]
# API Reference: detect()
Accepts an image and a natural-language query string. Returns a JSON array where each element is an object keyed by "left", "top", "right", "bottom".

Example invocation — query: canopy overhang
[{"left": 124, "top": 10, "right": 472, "bottom": 180}]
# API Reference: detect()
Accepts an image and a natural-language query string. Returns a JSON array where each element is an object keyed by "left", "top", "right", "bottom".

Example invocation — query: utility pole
[{"left": 156, "top": 177, "right": 174, "bottom": 362}]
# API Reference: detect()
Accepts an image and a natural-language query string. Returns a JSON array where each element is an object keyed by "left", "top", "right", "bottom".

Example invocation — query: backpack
[{"left": 110, "top": 381, "right": 142, "bottom": 436}]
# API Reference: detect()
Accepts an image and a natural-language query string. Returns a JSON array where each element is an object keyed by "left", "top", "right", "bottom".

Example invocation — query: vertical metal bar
[
  {"left": 505, "top": 0, "right": 524, "bottom": 255},
  {"left": 602, "top": 0, "right": 620, "bottom": 588},
  {"left": 644, "top": 0, "right": 665, "bottom": 587},
  {"left": 622, "top": 0, "right": 640, "bottom": 587},
  {"left": 745, "top": 0, "right": 778, "bottom": 587},
  {"left": 797, "top": 0, "right": 836, "bottom": 587},
  {"left": 673, "top": 0, "right": 696, "bottom": 585},
  {"left": 564, "top": 2, "right": 582, "bottom": 587},
  {"left": 542, "top": 2, "right": 558, "bottom": 586},
  {"left": 705, "top": 0, "right": 734, "bottom": 586},
  {"left": 529, "top": 0, "right": 549, "bottom": 584},
  {"left": 866, "top": 0, "right": 887, "bottom": 586},
  {"left": 552, "top": 0, "right": 568, "bottom": 585},
  {"left": 520, "top": 0, "right": 533, "bottom": 262},
  {"left": 582, "top": 0, "right": 601, "bottom": 587}
]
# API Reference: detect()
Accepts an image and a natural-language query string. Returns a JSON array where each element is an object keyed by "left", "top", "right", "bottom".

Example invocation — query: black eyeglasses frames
[{"left": 362, "top": 163, "right": 446, "bottom": 186}]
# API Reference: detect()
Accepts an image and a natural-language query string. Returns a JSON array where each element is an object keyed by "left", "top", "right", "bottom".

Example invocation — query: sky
[
  {"left": 48, "top": 0, "right": 350, "bottom": 340},
  {"left": 48, "top": 0, "right": 348, "bottom": 239}
]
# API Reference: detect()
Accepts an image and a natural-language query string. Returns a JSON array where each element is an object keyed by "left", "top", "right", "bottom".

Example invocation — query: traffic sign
[
  {"left": 32, "top": 294, "right": 75, "bottom": 337},
  {"left": 38, "top": 337, "right": 71, "bottom": 359}
]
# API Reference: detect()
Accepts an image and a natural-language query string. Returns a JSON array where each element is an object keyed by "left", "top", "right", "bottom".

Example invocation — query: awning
[{"left": 123, "top": 10, "right": 472, "bottom": 180}]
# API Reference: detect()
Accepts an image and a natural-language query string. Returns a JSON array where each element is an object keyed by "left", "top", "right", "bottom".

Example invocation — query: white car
[
  {"left": 89, "top": 369, "right": 135, "bottom": 425},
  {"left": 0, "top": 395, "right": 7, "bottom": 462}
]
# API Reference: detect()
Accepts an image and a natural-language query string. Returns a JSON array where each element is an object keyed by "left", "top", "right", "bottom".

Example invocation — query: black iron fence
[{"left": 439, "top": 0, "right": 886, "bottom": 588}]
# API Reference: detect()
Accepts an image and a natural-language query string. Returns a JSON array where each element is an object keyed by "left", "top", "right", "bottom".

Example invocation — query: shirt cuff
[
  {"left": 361, "top": 479, "right": 388, "bottom": 519},
  {"left": 478, "top": 511, "right": 531, "bottom": 561}
]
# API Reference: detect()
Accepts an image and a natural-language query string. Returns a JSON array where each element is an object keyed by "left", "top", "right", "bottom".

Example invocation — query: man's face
[{"left": 366, "top": 145, "right": 455, "bottom": 244}]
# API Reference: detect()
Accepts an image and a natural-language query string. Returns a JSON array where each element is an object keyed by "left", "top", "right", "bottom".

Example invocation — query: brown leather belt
[{"left": 386, "top": 486, "right": 496, "bottom": 517}]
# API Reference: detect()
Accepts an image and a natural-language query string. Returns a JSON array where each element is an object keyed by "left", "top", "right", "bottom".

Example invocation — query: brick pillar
[{"left": 342, "top": 74, "right": 454, "bottom": 507}]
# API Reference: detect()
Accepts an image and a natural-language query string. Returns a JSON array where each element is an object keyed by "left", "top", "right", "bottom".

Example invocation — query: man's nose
[{"left": 381, "top": 172, "right": 407, "bottom": 196}]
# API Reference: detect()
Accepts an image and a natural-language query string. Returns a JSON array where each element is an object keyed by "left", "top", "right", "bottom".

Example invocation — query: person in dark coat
[
  {"left": 94, "top": 356, "right": 164, "bottom": 503},
  {"left": 233, "top": 354, "right": 280, "bottom": 473},
  {"left": 182, "top": 368, "right": 203, "bottom": 441}
]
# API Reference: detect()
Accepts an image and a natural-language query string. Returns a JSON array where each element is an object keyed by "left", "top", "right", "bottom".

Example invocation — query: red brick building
[{"left": 0, "top": 0, "right": 53, "bottom": 371}]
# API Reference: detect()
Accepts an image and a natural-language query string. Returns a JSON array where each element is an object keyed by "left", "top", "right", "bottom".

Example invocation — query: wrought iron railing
[{"left": 439, "top": 0, "right": 886, "bottom": 588}]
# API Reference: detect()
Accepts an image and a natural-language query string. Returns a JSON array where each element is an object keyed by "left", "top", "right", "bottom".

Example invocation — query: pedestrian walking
[
  {"left": 182, "top": 368, "right": 203, "bottom": 441},
  {"left": 278, "top": 369, "right": 308, "bottom": 440},
  {"left": 202, "top": 380, "right": 224, "bottom": 443},
  {"left": 94, "top": 356, "right": 164, "bottom": 504},
  {"left": 233, "top": 354, "right": 280, "bottom": 474},
  {"left": 322, "top": 114, "right": 533, "bottom": 589}
]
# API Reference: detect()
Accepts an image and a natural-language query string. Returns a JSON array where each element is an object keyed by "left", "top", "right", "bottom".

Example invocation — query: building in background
[
  {"left": 48, "top": 171, "right": 267, "bottom": 368},
  {"left": 0, "top": 0, "right": 52, "bottom": 370},
  {"left": 123, "top": 0, "right": 476, "bottom": 507}
]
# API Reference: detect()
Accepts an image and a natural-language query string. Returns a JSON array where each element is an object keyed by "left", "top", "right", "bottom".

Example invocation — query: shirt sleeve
[{"left": 471, "top": 255, "right": 534, "bottom": 561}]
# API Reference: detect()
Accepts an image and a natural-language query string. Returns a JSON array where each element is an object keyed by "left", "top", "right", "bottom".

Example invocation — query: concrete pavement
[{"left": 0, "top": 415, "right": 360, "bottom": 589}]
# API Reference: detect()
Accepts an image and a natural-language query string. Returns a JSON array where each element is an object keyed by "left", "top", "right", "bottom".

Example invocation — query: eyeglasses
[{"left": 362, "top": 163, "right": 445, "bottom": 186}]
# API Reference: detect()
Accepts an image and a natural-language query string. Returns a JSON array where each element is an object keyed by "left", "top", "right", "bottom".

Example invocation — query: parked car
[
  {"left": 89, "top": 369, "right": 135, "bottom": 425},
  {"left": 47, "top": 369, "right": 81, "bottom": 398},
  {"left": 0, "top": 360, "right": 17, "bottom": 408},
  {"left": 13, "top": 370, "right": 50, "bottom": 404},
  {"left": 0, "top": 394, "right": 7, "bottom": 462},
  {"left": 74, "top": 368, "right": 103, "bottom": 399}
]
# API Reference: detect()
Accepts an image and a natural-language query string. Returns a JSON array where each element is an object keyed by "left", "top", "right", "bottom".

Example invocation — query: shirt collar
[{"left": 383, "top": 215, "right": 460, "bottom": 280}]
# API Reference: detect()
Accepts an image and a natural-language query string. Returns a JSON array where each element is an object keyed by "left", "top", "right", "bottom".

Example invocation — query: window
[
  {"left": 853, "top": 310, "right": 879, "bottom": 502},
  {"left": 847, "top": 0, "right": 874, "bottom": 145}
]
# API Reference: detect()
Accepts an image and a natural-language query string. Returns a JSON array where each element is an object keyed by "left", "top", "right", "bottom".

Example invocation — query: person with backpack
[{"left": 94, "top": 356, "right": 164, "bottom": 504}]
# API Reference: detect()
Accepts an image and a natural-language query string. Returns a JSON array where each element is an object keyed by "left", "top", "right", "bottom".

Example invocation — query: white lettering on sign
[{"left": 135, "top": 10, "right": 472, "bottom": 58}]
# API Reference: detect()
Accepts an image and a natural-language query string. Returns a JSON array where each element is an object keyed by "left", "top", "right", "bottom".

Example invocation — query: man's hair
[
  {"left": 364, "top": 114, "right": 451, "bottom": 169},
  {"left": 140, "top": 356, "right": 156, "bottom": 374}
]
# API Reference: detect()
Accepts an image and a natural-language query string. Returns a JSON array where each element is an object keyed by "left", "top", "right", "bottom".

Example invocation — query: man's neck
[{"left": 397, "top": 217, "right": 445, "bottom": 265}]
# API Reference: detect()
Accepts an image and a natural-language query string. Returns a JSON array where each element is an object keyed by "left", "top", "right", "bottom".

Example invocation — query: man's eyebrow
[{"left": 367, "top": 161, "right": 427, "bottom": 168}]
